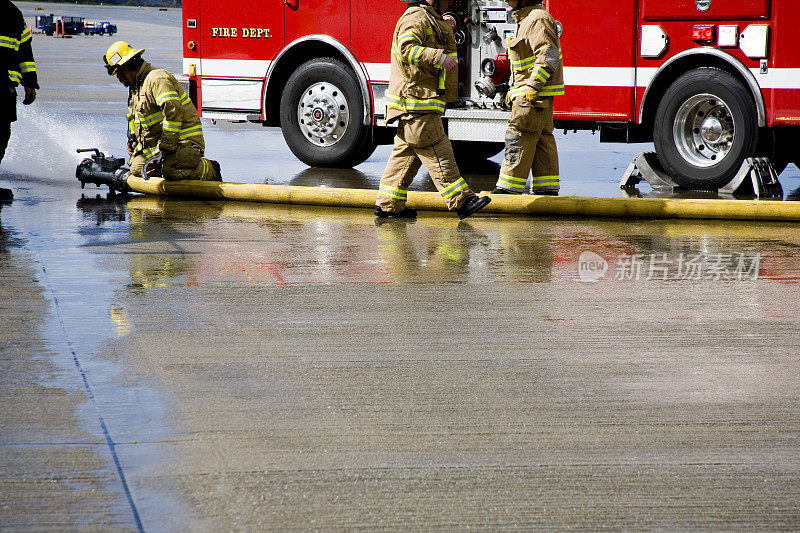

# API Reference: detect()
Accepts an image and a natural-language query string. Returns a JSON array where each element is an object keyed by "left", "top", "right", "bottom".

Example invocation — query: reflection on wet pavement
[
  {"left": 41, "top": 193, "right": 798, "bottom": 530},
  {"left": 117, "top": 196, "right": 800, "bottom": 288}
]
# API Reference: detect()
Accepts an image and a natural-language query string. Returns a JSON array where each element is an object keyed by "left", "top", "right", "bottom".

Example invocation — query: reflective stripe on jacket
[
  {"left": 386, "top": 4, "right": 458, "bottom": 123},
  {"left": 506, "top": 4, "right": 564, "bottom": 105},
  {"left": 128, "top": 61, "right": 204, "bottom": 159}
]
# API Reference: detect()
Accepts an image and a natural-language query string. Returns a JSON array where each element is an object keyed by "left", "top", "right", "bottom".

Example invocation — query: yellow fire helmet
[{"left": 103, "top": 41, "right": 145, "bottom": 75}]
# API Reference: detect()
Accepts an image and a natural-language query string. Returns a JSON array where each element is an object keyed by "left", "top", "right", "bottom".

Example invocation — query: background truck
[
  {"left": 182, "top": 0, "right": 800, "bottom": 189},
  {"left": 40, "top": 15, "right": 85, "bottom": 36},
  {"left": 83, "top": 21, "right": 118, "bottom": 36},
  {"left": 34, "top": 14, "right": 54, "bottom": 33}
]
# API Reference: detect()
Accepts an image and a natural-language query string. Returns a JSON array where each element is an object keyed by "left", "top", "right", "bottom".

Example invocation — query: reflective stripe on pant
[
  {"left": 377, "top": 114, "right": 474, "bottom": 212},
  {"left": 130, "top": 143, "right": 218, "bottom": 181},
  {"left": 497, "top": 99, "right": 559, "bottom": 194}
]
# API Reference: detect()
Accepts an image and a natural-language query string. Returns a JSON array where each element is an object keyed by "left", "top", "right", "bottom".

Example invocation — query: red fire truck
[{"left": 182, "top": 0, "right": 800, "bottom": 189}]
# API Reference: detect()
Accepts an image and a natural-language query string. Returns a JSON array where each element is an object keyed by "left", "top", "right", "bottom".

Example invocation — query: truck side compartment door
[
  {"left": 350, "top": 0, "right": 404, "bottom": 82},
  {"left": 770, "top": 3, "right": 800, "bottom": 127},
  {"left": 194, "top": 0, "right": 285, "bottom": 114},
  {"left": 547, "top": 0, "right": 638, "bottom": 123},
  {"left": 284, "top": 0, "right": 350, "bottom": 48}
]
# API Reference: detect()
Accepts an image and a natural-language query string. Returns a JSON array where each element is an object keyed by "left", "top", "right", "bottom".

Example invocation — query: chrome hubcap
[
  {"left": 297, "top": 82, "right": 349, "bottom": 147},
  {"left": 673, "top": 93, "right": 735, "bottom": 168}
]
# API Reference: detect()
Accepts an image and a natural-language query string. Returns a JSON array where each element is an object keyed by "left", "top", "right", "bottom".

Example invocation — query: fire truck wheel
[
  {"left": 280, "top": 58, "right": 375, "bottom": 168},
  {"left": 654, "top": 68, "right": 758, "bottom": 189}
]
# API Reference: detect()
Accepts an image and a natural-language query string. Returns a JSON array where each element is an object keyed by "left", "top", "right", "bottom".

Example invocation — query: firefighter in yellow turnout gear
[
  {"left": 103, "top": 41, "right": 220, "bottom": 181},
  {"left": 492, "top": 0, "right": 563, "bottom": 195},
  {"left": 376, "top": 0, "right": 490, "bottom": 220}
]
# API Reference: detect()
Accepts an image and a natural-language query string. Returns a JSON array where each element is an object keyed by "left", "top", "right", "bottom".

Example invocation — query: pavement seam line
[{"left": 38, "top": 262, "right": 146, "bottom": 533}]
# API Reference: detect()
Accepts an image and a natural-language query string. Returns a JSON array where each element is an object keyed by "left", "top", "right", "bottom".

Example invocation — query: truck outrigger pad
[{"left": 620, "top": 152, "right": 783, "bottom": 199}]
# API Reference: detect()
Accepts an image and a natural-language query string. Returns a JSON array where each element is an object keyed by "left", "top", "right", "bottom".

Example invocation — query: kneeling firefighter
[
  {"left": 103, "top": 41, "right": 220, "bottom": 181},
  {"left": 376, "top": 0, "right": 490, "bottom": 220},
  {"left": 492, "top": 0, "right": 563, "bottom": 195}
]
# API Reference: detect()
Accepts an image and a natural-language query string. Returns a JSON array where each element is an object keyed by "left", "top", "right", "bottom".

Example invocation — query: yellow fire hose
[{"left": 125, "top": 176, "right": 800, "bottom": 222}]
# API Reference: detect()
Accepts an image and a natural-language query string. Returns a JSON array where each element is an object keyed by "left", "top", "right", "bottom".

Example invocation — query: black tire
[
  {"left": 451, "top": 140, "right": 504, "bottom": 163},
  {"left": 654, "top": 68, "right": 758, "bottom": 189},
  {"left": 280, "top": 58, "right": 376, "bottom": 168}
]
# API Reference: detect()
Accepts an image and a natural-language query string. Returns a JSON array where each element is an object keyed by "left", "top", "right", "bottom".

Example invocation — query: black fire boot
[
  {"left": 210, "top": 160, "right": 222, "bottom": 181},
  {"left": 456, "top": 195, "right": 491, "bottom": 220}
]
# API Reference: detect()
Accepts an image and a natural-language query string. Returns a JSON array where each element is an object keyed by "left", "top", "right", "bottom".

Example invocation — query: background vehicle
[
  {"left": 40, "top": 15, "right": 85, "bottom": 36},
  {"left": 34, "top": 13, "right": 54, "bottom": 33},
  {"left": 84, "top": 21, "right": 118, "bottom": 36},
  {"left": 182, "top": 0, "right": 800, "bottom": 189}
]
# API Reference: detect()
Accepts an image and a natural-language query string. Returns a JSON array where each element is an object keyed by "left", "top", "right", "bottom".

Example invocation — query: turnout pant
[
  {"left": 496, "top": 99, "right": 559, "bottom": 194},
  {"left": 0, "top": 87, "right": 17, "bottom": 165},
  {"left": 130, "top": 142, "right": 218, "bottom": 181},
  {"left": 377, "top": 114, "right": 474, "bottom": 213},
  {"left": 0, "top": 120, "right": 10, "bottom": 165}
]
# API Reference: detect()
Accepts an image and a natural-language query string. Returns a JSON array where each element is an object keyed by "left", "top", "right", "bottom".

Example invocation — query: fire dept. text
[{"left": 211, "top": 27, "right": 271, "bottom": 39}]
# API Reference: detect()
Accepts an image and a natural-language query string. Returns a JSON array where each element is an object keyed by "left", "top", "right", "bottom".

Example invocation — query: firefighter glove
[
  {"left": 158, "top": 142, "right": 175, "bottom": 156},
  {"left": 524, "top": 87, "right": 538, "bottom": 103},
  {"left": 22, "top": 88, "right": 36, "bottom": 105}
]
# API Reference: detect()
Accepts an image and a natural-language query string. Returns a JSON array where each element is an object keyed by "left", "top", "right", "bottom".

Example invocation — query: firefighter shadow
[{"left": 288, "top": 167, "right": 378, "bottom": 190}]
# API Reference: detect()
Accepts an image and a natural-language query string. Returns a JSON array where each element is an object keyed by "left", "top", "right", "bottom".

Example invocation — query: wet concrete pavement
[
  {"left": 5, "top": 193, "right": 800, "bottom": 529},
  {"left": 2, "top": 2, "right": 800, "bottom": 530}
]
